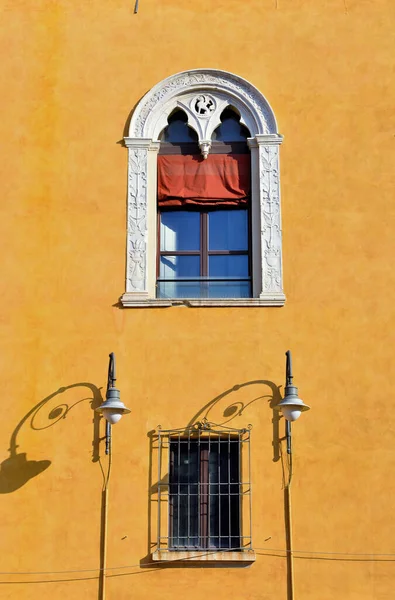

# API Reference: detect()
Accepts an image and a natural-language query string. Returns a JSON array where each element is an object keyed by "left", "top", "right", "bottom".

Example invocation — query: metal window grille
[{"left": 156, "top": 420, "right": 252, "bottom": 552}]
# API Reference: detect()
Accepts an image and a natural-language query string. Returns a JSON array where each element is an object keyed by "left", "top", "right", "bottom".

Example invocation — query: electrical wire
[{"left": 2, "top": 547, "right": 395, "bottom": 576}]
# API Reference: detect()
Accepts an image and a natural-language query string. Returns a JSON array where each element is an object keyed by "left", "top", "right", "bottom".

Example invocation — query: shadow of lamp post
[
  {"left": 95, "top": 353, "right": 131, "bottom": 600},
  {"left": 274, "top": 350, "right": 310, "bottom": 600},
  {"left": 0, "top": 382, "right": 104, "bottom": 494}
]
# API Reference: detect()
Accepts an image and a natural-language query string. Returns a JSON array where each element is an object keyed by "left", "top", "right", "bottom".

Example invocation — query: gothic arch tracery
[{"left": 122, "top": 69, "right": 285, "bottom": 307}]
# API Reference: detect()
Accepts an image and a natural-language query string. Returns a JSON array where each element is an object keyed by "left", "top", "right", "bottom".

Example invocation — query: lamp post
[
  {"left": 275, "top": 350, "right": 310, "bottom": 454},
  {"left": 95, "top": 353, "right": 130, "bottom": 600},
  {"left": 274, "top": 350, "right": 310, "bottom": 600},
  {"left": 95, "top": 352, "right": 131, "bottom": 454},
  {"left": 276, "top": 350, "right": 310, "bottom": 422}
]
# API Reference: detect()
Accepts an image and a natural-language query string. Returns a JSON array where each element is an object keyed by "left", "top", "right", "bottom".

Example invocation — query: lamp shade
[
  {"left": 95, "top": 387, "right": 131, "bottom": 424},
  {"left": 275, "top": 384, "right": 310, "bottom": 422}
]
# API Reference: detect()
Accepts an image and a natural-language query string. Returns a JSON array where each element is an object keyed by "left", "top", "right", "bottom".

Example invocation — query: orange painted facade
[{"left": 1, "top": 1, "right": 395, "bottom": 598}]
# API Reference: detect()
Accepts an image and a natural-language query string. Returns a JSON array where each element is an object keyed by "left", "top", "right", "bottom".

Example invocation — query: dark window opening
[
  {"left": 169, "top": 437, "right": 241, "bottom": 550},
  {"left": 159, "top": 109, "right": 199, "bottom": 144},
  {"left": 212, "top": 107, "right": 250, "bottom": 142}
]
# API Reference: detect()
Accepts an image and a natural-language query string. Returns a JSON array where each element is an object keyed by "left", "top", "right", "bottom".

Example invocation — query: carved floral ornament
[{"left": 121, "top": 69, "right": 286, "bottom": 307}]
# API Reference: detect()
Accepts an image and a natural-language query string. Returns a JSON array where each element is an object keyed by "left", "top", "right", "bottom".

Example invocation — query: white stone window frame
[{"left": 121, "top": 69, "right": 285, "bottom": 308}]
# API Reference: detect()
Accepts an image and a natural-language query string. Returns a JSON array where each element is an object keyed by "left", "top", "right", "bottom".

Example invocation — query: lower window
[
  {"left": 155, "top": 424, "right": 253, "bottom": 555},
  {"left": 157, "top": 209, "right": 251, "bottom": 299}
]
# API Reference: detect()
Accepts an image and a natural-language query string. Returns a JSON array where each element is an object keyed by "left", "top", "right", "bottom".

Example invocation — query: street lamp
[
  {"left": 95, "top": 352, "right": 131, "bottom": 453},
  {"left": 275, "top": 350, "right": 310, "bottom": 422},
  {"left": 274, "top": 351, "right": 310, "bottom": 600},
  {"left": 95, "top": 353, "right": 131, "bottom": 600}
]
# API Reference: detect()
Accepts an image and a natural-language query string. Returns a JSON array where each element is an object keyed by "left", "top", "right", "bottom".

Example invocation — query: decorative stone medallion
[{"left": 191, "top": 94, "right": 216, "bottom": 117}]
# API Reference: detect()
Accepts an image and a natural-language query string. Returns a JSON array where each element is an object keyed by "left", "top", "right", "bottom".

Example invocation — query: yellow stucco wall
[{"left": 1, "top": 1, "right": 395, "bottom": 598}]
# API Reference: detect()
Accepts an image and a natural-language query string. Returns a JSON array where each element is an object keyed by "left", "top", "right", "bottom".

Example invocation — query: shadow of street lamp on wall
[{"left": 0, "top": 383, "right": 104, "bottom": 494}]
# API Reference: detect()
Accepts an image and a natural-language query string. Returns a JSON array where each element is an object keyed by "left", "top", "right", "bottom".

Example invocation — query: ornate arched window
[{"left": 121, "top": 69, "right": 285, "bottom": 307}]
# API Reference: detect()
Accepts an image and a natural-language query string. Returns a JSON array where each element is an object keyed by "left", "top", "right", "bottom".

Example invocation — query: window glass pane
[
  {"left": 157, "top": 278, "right": 251, "bottom": 299},
  {"left": 209, "top": 255, "right": 249, "bottom": 278},
  {"left": 157, "top": 281, "right": 202, "bottom": 299},
  {"left": 207, "top": 281, "right": 251, "bottom": 299},
  {"left": 160, "top": 212, "right": 200, "bottom": 251},
  {"left": 159, "top": 255, "right": 200, "bottom": 279},
  {"left": 208, "top": 211, "right": 248, "bottom": 251}
]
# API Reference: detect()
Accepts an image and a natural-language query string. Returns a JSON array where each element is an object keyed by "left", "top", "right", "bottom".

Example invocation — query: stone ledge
[
  {"left": 120, "top": 294, "right": 286, "bottom": 308},
  {"left": 152, "top": 549, "right": 256, "bottom": 563}
]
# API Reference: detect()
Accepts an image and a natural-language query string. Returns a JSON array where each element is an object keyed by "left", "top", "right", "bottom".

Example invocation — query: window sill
[
  {"left": 152, "top": 549, "right": 256, "bottom": 563},
  {"left": 120, "top": 294, "right": 286, "bottom": 308}
]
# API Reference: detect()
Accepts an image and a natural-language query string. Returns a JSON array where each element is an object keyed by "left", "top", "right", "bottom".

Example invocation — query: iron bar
[
  {"left": 160, "top": 424, "right": 252, "bottom": 552},
  {"left": 238, "top": 431, "right": 242, "bottom": 549},
  {"left": 218, "top": 435, "right": 221, "bottom": 547},
  {"left": 228, "top": 432, "right": 231, "bottom": 549},
  {"left": 248, "top": 428, "right": 252, "bottom": 548},
  {"left": 208, "top": 430, "right": 211, "bottom": 547},
  {"left": 157, "top": 430, "right": 161, "bottom": 549}
]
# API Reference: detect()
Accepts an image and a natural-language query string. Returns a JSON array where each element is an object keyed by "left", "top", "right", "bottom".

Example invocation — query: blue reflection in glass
[
  {"left": 157, "top": 278, "right": 251, "bottom": 299},
  {"left": 207, "top": 282, "right": 250, "bottom": 298},
  {"left": 160, "top": 255, "right": 200, "bottom": 279},
  {"left": 208, "top": 211, "right": 248, "bottom": 251},
  {"left": 157, "top": 281, "right": 202, "bottom": 299},
  {"left": 209, "top": 255, "right": 249, "bottom": 277},
  {"left": 161, "top": 212, "right": 200, "bottom": 252}
]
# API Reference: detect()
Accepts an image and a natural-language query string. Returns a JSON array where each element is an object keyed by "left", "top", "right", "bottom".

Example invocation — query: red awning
[{"left": 158, "top": 154, "right": 250, "bottom": 207}]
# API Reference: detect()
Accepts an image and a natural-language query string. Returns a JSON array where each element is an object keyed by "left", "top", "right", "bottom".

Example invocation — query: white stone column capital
[
  {"left": 248, "top": 134, "right": 283, "bottom": 148},
  {"left": 124, "top": 137, "right": 161, "bottom": 152}
]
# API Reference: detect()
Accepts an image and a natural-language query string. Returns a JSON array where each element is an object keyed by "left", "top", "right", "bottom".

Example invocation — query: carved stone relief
[
  {"left": 175, "top": 92, "right": 229, "bottom": 158},
  {"left": 192, "top": 94, "right": 216, "bottom": 116},
  {"left": 259, "top": 145, "right": 283, "bottom": 294},
  {"left": 126, "top": 147, "right": 148, "bottom": 292},
  {"left": 130, "top": 69, "right": 278, "bottom": 140}
]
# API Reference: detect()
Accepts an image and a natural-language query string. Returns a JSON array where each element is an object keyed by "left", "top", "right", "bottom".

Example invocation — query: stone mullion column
[
  {"left": 250, "top": 134, "right": 285, "bottom": 303},
  {"left": 122, "top": 138, "right": 160, "bottom": 301}
]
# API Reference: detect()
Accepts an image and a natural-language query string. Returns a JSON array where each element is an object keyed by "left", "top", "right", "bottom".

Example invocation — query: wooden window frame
[{"left": 157, "top": 207, "right": 252, "bottom": 299}]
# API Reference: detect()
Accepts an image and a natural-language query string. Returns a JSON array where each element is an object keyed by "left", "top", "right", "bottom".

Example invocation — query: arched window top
[
  {"left": 212, "top": 108, "right": 251, "bottom": 142},
  {"left": 159, "top": 109, "right": 199, "bottom": 143},
  {"left": 128, "top": 69, "right": 279, "bottom": 143}
]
